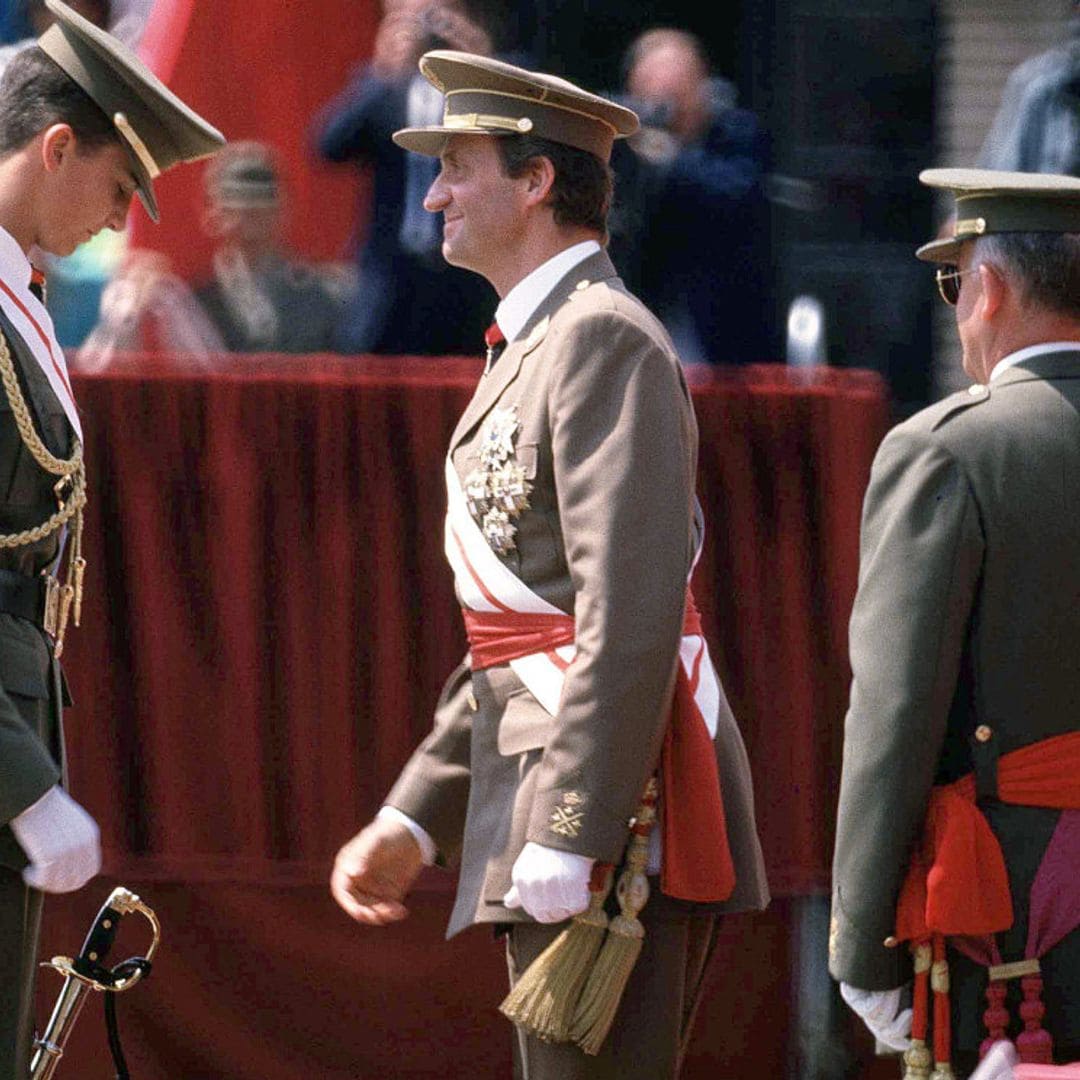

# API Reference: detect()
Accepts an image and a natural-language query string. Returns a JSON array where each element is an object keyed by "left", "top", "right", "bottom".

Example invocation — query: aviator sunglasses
[{"left": 935, "top": 264, "right": 977, "bottom": 306}]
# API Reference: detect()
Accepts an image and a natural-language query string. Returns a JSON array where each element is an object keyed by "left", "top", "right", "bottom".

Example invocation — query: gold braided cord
[
  {"left": 0, "top": 326, "right": 87, "bottom": 655},
  {"left": 0, "top": 328, "right": 86, "bottom": 550},
  {"left": 0, "top": 330, "right": 82, "bottom": 474}
]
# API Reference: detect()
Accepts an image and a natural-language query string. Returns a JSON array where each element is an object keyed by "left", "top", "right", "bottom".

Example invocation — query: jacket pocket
[
  {"left": 497, "top": 689, "right": 554, "bottom": 756},
  {"left": 0, "top": 619, "right": 50, "bottom": 699}
]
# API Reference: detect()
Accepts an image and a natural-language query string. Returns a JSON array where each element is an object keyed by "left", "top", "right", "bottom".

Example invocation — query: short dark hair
[
  {"left": 494, "top": 134, "right": 613, "bottom": 237},
  {"left": 0, "top": 45, "right": 119, "bottom": 156},
  {"left": 979, "top": 232, "right": 1080, "bottom": 320}
]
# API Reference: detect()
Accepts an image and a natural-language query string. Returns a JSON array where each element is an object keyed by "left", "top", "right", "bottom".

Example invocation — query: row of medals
[{"left": 464, "top": 405, "right": 532, "bottom": 555}]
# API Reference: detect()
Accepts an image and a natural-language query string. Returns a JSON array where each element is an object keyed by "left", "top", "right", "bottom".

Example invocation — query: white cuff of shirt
[{"left": 376, "top": 806, "right": 437, "bottom": 866}]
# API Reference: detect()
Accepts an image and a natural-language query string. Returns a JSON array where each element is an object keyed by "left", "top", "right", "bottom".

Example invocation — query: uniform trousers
[
  {"left": 506, "top": 887, "right": 720, "bottom": 1080},
  {"left": 0, "top": 867, "right": 44, "bottom": 1077}
]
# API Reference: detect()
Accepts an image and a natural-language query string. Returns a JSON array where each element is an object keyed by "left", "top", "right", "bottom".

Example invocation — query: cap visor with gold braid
[
  {"left": 37, "top": 0, "right": 225, "bottom": 222},
  {"left": 916, "top": 167, "right": 1080, "bottom": 263},
  {"left": 393, "top": 49, "right": 639, "bottom": 163}
]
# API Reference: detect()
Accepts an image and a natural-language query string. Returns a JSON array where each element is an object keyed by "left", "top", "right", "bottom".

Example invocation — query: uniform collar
[
  {"left": 989, "top": 341, "right": 1080, "bottom": 381},
  {"left": 494, "top": 239, "right": 600, "bottom": 343}
]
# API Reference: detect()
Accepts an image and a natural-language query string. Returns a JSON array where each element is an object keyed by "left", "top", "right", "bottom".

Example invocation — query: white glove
[
  {"left": 9, "top": 785, "right": 101, "bottom": 894},
  {"left": 840, "top": 982, "right": 913, "bottom": 1053},
  {"left": 503, "top": 841, "right": 594, "bottom": 923}
]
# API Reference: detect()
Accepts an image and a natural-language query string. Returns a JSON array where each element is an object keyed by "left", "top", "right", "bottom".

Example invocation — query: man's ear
[
  {"left": 40, "top": 123, "right": 76, "bottom": 174},
  {"left": 977, "top": 261, "right": 1008, "bottom": 320},
  {"left": 523, "top": 155, "right": 555, "bottom": 207}
]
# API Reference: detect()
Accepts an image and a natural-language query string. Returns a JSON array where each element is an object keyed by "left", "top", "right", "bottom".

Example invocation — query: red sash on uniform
[
  {"left": 895, "top": 731, "right": 1080, "bottom": 1067},
  {"left": 462, "top": 592, "right": 736, "bottom": 903}
]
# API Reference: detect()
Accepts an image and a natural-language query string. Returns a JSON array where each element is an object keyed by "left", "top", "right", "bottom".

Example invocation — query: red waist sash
[
  {"left": 896, "top": 731, "right": 1080, "bottom": 944},
  {"left": 462, "top": 592, "right": 735, "bottom": 903}
]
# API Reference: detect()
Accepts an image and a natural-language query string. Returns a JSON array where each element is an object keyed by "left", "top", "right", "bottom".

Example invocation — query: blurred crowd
[
  {"left": 5, "top": 0, "right": 1078, "bottom": 373},
  {"left": 0, "top": 0, "right": 780, "bottom": 369}
]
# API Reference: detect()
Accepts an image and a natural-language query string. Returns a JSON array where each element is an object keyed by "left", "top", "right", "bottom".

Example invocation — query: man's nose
[{"left": 424, "top": 175, "right": 449, "bottom": 212}]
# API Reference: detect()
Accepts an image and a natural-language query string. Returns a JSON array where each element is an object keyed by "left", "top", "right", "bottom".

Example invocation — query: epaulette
[{"left": 930, "top": 383, "right": 992, "bottom": 432}]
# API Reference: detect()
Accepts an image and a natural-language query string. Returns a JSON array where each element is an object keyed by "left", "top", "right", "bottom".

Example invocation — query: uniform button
[
  {"left": 575, "top": 279, "right": 590, "bottom": 290},
  {"left": 975, "top": 724, "right": 992, "bottom": 743},
  {"left": 883, "top": 936, "right": 899, "bottom": 949},
  {"left": 466, "top": 690, "right": 478, "bottom": 712},
  {"left": 968, "top": 384, "right": 988, "bottom": 397}
]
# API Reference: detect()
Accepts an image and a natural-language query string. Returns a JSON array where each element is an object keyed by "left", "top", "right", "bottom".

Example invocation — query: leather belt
[{"left": 0, "top": 567, "right": 48, "bottom": 629}]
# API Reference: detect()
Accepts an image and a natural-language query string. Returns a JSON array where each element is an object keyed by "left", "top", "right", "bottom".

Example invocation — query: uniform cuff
[{"left": 377, "top": 805, "right": 437, "bottom": 866}]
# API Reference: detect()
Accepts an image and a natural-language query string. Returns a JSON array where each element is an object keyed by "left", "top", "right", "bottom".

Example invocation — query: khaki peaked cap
[
  {"left": 37, "top": 0, "right": 224, "bottom": 222},
  {"left": 917, "top": 167, "right": 1080, "bottom": 262},
  {"left": 393, "top": 50, "right": 639, "bottom": 163}
]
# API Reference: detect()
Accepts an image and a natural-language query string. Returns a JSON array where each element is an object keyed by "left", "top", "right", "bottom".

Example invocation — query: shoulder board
[{"left": 930, "top": 383, "right": 992, "bottom": 432}]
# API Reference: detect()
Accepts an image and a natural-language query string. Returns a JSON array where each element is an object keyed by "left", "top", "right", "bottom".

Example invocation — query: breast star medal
[{"left": 464, "top": 405, "right": 532, "bottom": 555}]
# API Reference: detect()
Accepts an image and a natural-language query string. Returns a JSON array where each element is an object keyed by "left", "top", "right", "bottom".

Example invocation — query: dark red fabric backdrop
[{"left": 34, "top": 357, "right": 891, "bottom": 1078}]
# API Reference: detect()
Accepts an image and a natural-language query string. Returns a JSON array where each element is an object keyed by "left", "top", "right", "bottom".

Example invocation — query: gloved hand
[
  {"left": 840, "top": 982, "right": 912, "bottom": 1053},
  {"left": 503, "top": 841, "right": 594, "bottom": 923},
  {"left": 10, "top": 785, "right": 101, "bottom": 894}
]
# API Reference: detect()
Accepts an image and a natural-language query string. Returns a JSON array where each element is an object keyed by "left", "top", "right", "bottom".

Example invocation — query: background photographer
[
  {"left": 615, "top": 28, "right": 775, "bottom": 366},
  {"left": 312, "top": 0, "right": 498, "bottom": 356}
]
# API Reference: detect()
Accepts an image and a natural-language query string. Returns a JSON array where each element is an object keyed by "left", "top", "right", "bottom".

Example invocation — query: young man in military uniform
[
  {"left": 0, "top": 2, "right": 222, "bottom": 1071},
  {"left": 330, "top": 50, "right": 769, "bottom": 1079},
  {"left": 830, "top": 170, "right": 1080, "bottom": 1075}
]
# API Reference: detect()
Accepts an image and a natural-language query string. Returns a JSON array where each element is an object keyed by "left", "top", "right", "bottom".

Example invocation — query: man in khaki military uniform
[
  {"left": 830, "top": 169, "right": 1080, "bottom": 1076},
  {"left": 330, "top": 50, "right": 768, "bottom": 1079},
  {"left": 0, "top": 2, "right": 222, "bottom": 1072}
]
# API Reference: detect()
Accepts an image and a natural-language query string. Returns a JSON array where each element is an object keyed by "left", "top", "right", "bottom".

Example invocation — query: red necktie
[{"left": 484, "top": 321, "right": 505, "bottom": 373}]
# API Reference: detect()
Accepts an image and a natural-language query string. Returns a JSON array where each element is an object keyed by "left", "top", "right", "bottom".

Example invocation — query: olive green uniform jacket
[
  {"left": 830, "top": 349, "right": 1080, "bottom": 1053},
  {"left": 0, "top": 306, "right": 73, "bottom": 1074},
  {"left": 385, "top": 249, "right": 769, "bottom": 937}
]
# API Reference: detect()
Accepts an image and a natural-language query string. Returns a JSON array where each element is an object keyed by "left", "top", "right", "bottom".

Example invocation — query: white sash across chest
[
  {"left": 0, "top": 273, "right": 82, "bottom": 440},
  {"left": 443, "top": 455, "right": 722, "bottom": 737}
]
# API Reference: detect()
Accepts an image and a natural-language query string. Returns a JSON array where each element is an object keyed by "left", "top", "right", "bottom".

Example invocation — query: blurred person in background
[
  {"left": 76, "top": 248, "right": 225, "bottom": 368},
  {"left": 977, "top": 3, "right": 1080, "bottom": 178},
  {"left": 194, "top": 140, "right": 346, "bottom": 354},
  {"left": 616, "top": 28, "right": 774, "bottom": 366},
  {"left": 312, "top": 0, "right": 499, "bottom": 356}
]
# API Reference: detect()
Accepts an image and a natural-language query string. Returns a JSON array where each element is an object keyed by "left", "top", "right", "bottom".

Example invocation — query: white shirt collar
[
  {"left": 494, "top": 240, "right": 600, "bottom": 343},
  {"left": 0, "top": 224, "right": 33, "bottom": 292},
  {"left": 989, "top": 341, "right": 1080, "bottom": 381},
  {"left": 0, "top": 224, "right": 82, "bottom": 439}
]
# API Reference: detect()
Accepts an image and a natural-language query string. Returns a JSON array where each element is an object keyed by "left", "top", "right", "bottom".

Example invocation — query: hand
[
  {"left": 10, "top": 785, "right": 101, "bottom": 894},
  {"left": 330, "top": 817, "right": 424, "bottom": 925},
  {"left": 503, "top": 842, "right": 594, "bottom": 923},
  {"left": 840, "top": 982, "right": 912, "bottom": 1053}
]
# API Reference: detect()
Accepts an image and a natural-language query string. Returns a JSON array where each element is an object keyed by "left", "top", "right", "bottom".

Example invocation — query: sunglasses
[{"left": 935, "top": 264, "right": 976, "bottom": 306}]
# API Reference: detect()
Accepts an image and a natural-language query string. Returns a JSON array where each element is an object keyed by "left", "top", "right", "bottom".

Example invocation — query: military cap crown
[
  {"left": 917, "top": 167, "right": 1080, "bottom": 262},
  {"left": 37, "top": 0, "right": 225, "bottom": 221},
  {"left": 393, "top": 50, "right": 639, "bottom": 163}
]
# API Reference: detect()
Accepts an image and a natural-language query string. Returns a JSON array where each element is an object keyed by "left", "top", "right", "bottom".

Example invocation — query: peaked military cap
[
  {"left": 917, "top": 167, "right": 1080, "bottom": 262},
  {"left": 392, "top": 49, "right": 639, "bottom": 163},
  {"left": 37, "top": 0, "right": 225, "bottom": 222}
]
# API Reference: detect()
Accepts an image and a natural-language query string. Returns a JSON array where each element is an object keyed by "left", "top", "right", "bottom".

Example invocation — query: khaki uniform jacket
[
  {"left": 829, "top": 350, "right": 1080, "bottom": 1051},
  {"left": 386, "top": 249, "right": 769, "bottom": 936}
]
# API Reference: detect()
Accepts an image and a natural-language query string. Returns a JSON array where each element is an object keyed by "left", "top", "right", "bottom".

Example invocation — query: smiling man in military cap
[
  {"left": 0, "top": 1, "right": 222, "bottom": 1071},
  {"left": 830, "top": 168, "right": 1080, "bottom": 1076},
  {"left": 330, "top": 49, "right": 768, "bottom": 1079}
]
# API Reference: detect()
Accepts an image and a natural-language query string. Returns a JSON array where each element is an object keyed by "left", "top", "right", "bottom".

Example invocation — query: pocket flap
[
  {"left": 0, "top": 622, "right": 50, "bottom": 699},
  {"left": 497, "top": 690, "right": 554, "bottom": 756}
]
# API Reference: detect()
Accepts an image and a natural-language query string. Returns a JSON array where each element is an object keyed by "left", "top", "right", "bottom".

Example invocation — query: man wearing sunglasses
[{"left": 829, "top": 168, "right": 1080, "bottom": 1076}]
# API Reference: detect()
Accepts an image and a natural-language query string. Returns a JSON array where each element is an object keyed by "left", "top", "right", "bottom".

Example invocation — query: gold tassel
[
  {"left": 499, "top": 863, "right": 613, "bottom": 1042},
  {"left": 903, "top": 1039, "right": 932, "bottom": 1079},
  {"left": 569, "top": 779, "right": 658, "bottom": 1056}
]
